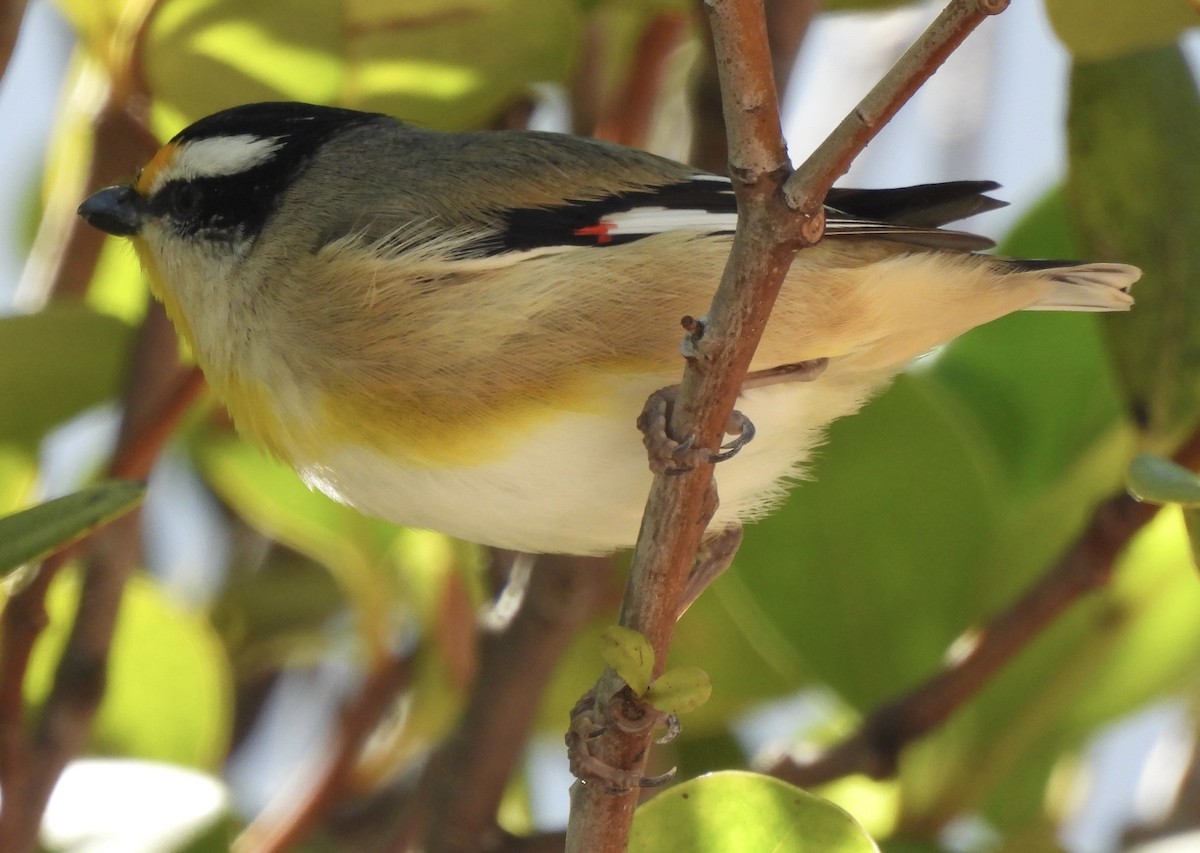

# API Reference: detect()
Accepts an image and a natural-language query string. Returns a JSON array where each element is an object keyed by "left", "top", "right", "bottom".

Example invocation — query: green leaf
[
  {"left": 997, "top": 188, "right": 1079, "bottom": 259},
  {"left": 141, "top": 0, "right": 583, "bottom": 135},
  {"left": 0, "top": 307, "right": 134, "bottom": 449},
  {"left": 0, "top": 481, "right": 145, "bottom": 575},
  {"left": 644, "top": 666, "right": 711, "bottom": 715},
  {"left": 1046, "top": 0, "right": 1197, "bottom": 62},
  {"left": 736, "top": 376, "right": 1004, "bottom": 707},
  {"left": 1067, "top": 45, "right": 1200, "bottom": 444},
  {"left": 26, "top": 570, "right": 233, "bottom": 768},
  {"left": 628, "top": 771, "right": 879, "bottom": 852},
  {"left": 600, "top": 625, "right": 654, "bottom": 696},
  {"left": 209, "top": 548, "right": 347, "bottom": 678},
  {"left": 1126, "top": 453, "right": 1200, "bottom": 506}
]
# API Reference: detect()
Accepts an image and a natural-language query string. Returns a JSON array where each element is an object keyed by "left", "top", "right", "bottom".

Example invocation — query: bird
[{"left": 77, "top": 101, "right": 1139, "bottom": 556}]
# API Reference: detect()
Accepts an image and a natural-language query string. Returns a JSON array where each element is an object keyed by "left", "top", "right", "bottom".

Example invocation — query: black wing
[{"left": 487, "top": 177, "right": 1005, "bottom": 255}]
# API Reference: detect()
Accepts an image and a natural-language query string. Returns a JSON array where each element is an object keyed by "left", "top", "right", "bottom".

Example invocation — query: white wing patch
[
  {"left": 599, "top": 207, "right": 740, "bottom": 237},
  {"left": 154, "top": 134, "right": 283, "bottom": 191}
]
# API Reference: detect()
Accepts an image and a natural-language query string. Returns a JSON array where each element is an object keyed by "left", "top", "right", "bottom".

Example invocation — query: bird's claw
[
  {"left": 710, "top": 410, "right": 755, "bottom": 463},
  {"left": 638, "top": 389, "right": 756, "bottom": 474},
  {"left": 566, "top": 688, "right": 680, "bottom": 793}
]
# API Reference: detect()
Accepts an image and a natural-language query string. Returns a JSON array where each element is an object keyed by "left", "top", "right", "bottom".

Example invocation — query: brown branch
[
  {"left": 566, "top": 1, "right": 794, "bottom": 849},
  {"left": 565, "top": 1, "right": 1009, "bottom": 850},
  {"left": 691, "top": 0, "right": 819, "bottom": 173},
  {"left": 770, "top": 428, "right": 1200, "bottom": 787},
  {"left": 0, "top": 549, "right": 68, "bottom": 819},
  {"left": 784, "top": 0, "right": 1010, "bottom": 213}
]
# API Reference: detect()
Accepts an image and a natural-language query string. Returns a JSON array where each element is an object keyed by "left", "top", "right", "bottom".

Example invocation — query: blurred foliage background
[{"left": 1, "top": 0, "right": 1199, "bottom": 850}]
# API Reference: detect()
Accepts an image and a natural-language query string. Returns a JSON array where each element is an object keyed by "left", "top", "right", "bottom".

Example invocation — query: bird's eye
[{"left": 169, "top": 184, "right": 203, "bottom": 219}]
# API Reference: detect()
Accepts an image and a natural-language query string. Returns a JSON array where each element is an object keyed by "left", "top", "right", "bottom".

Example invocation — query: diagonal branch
[
  {"left": 785, "top": 0, "right": 1011, "bottom": 212},
  {"left": 770, "top": 427, "right": 1200, "bottom": 787},
  {"left": 564, "top": 0, "right": 1010, "bottom": 850}
]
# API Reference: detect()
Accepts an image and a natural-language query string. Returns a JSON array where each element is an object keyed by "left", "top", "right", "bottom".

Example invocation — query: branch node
[
  {"left": 607, "top": 687, "right": 659, "bottom": 736},
  {"left": 680, "top": 314, "right": 707, "bottom": 362},
  {"left": 798, "top": 209, "right": 826, "bottom": 244}
]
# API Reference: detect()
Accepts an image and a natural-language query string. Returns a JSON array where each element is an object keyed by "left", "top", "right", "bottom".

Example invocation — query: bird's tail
[{"left": 1012, "top": 261, "right": 1139, "bottom": 312}]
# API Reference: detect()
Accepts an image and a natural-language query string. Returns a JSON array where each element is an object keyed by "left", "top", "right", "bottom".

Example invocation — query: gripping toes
[{"left": 637, "top": 388, "right": 756, "bottom": 474}]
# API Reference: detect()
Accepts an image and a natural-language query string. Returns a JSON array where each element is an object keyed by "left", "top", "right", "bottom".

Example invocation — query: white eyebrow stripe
[{"left": 156, "top": 134, "right": 283, "bottom": 190}]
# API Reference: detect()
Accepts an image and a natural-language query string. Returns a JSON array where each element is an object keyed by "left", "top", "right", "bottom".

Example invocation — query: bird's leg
[
  {"left": 741, "top": 356, "right": 829, "bottom": 390},
  {"left": 677, "top": 524, "right": 744, "bottom": 619}
]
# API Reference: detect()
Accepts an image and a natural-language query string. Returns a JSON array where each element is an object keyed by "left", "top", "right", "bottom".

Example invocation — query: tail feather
[{"left": 1015, "top": 261, "right": 1140, "bottom": 312}]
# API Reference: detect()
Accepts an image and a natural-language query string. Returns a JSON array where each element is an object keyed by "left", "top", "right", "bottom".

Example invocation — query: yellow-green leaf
[
  {"left": 1067, "top": 44, "right": 1200, "bottom": 444},
  {"left": 0, "top": 307, "right": 135, "bottom": 449},
  {"left": 26, "top": 570, "right": 233, "bottom": 768},
  {"left": 1047, "top": 0, "right": 1197, "bottom": 62},
  {"left": 140, "top": 0, "right": 583, "bottom": 136},
  {"left": 600, "top": 625, "right": 654, "bottom": 696},
  {"left": 629, "top": 771, "right": 879, "bottom": 853},
  {"left": 644, "top": 666, "right": 711, "bottom": 715}
]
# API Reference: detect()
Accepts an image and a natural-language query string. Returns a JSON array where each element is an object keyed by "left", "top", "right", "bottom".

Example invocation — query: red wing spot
[{"left": 573, "top": 221, "right": 615, "bottom": 244}]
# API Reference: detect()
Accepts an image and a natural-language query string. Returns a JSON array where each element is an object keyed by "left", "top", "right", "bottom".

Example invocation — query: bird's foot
[
  {"left": 566, "top": 689, "right": 678, "bottom": 792},
  {"left": 637, "top": 387, "right": 756, "bottom": 475}
]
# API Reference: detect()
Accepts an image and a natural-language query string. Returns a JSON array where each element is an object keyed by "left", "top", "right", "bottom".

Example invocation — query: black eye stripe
[{"left": 146, "top": 104, "right": 385, "bottom": 243}]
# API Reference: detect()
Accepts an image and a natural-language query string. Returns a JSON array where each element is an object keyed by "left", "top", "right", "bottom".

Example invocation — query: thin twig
[
  {"left": 784, "top": 0, "right": 1010, "bottom": 213},
  {"left": 770, "top": 428, "right": 1200, "bottom": 786},
  {"left": 0, "top": 549, "right": 68, "bottom": 826},
  {"left": 564, "top": 1, "right": 1009, "bottom": 850}
]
